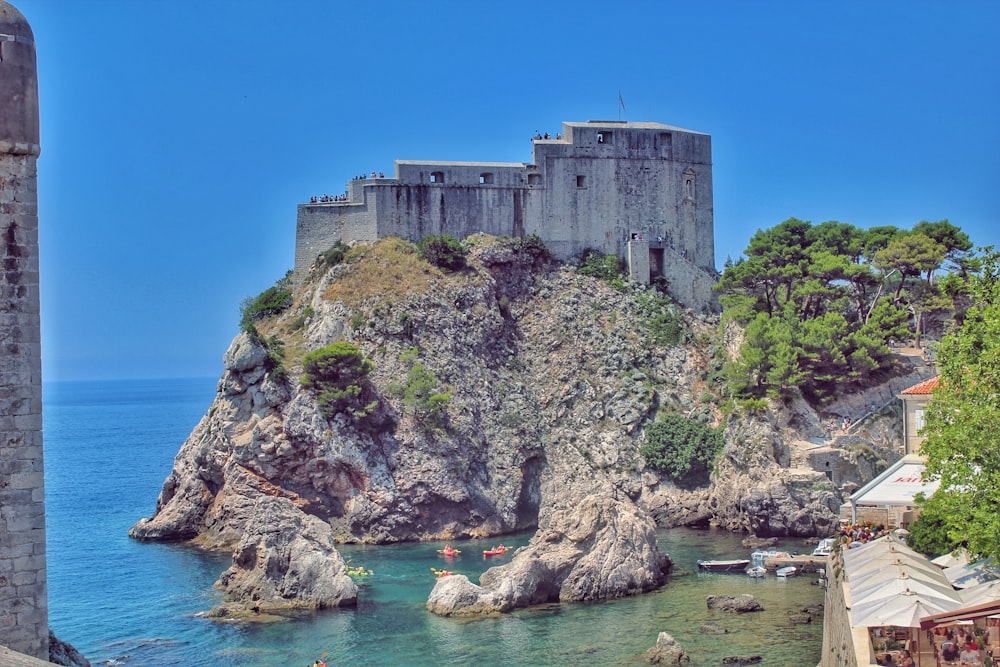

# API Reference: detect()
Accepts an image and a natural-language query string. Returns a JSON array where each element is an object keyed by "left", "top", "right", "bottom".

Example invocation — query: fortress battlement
[{"left": 294, "top": 120, "right": 719, "bottom": 311}]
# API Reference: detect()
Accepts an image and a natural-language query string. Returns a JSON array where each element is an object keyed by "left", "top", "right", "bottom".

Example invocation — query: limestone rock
[
  {"left": 48, "top": 631, "right": 90, "bottom": 667},
  {"left": 210, "top": 496, "right": 357, "bottom": 615},
  {"left": 427, "top": 495, "right": 669, "bottom": 616},
  {"left": 644, "top": 631, "right": 690, "bottom": 664},
  {"left": 706, "top": 594, "right": 764, "bottom": 613}
]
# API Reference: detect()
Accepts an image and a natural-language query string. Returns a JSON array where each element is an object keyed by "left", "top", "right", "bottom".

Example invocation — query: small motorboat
[
  {"left": 483, "top": 545, "right": 509, "bottom": 557},
  {"left": 697, "top": 559, "right": 752, "bottom": 573},
  {"left": 811, "top": 538, "right": 834, "bottom": 557},
  {"left": 776, "top": 566, "right": 798, "bottom": 578},
  {"left": 746, "top": 565, "right": 767, "bottom": 578}
]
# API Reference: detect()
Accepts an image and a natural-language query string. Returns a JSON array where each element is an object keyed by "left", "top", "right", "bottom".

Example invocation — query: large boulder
[
  {"left": 210, "top": 496, "right": 357, "bottom": 616},
  {"left": 645, "top": 631, "right": 690, "bottom": 664},
  {"left": 427, "top": 495, "right": 669, "bottom": 616}
]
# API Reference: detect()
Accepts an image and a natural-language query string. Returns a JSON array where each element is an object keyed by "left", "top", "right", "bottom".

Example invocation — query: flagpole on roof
[{"left": 618, "top": 91, "right": 626, "bottom": 121}]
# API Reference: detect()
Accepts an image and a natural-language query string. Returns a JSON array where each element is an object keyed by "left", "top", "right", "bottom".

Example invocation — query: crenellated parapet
[{"left": 294, "top": 120, "right": 718, "bottom": 311}]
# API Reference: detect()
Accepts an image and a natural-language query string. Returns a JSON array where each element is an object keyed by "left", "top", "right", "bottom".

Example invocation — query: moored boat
[
  {"left": 776, "top": 566, "right": 798, "bottom": 577},
  {"left": 697, "top": 559, "right": 752, "bottom": 573},
  {"left": 746, "top": 565, "right": 767, "bottom": 578},
  {"left": 811, "top": 538, "right": 834, "bottom": 557}
]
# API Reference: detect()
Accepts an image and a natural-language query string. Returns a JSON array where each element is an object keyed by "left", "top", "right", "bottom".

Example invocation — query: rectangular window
[
  {"left": 479, "top": 173, "right": 494, "bottom": 184},
  {"left": 430, "top": 171, "right": 444, "bottom": 183},
  {"left": 915, "top": 409, "right": 925, "bottom": 431},
  {"left": 576, "top": 175, "right": 586, "bottom": 188},
  {"left": 597, "top": 131, "right": 611, "bottom": 145},
  {"left": 527, "top": 173, "right": 541, "bottom": 185}
]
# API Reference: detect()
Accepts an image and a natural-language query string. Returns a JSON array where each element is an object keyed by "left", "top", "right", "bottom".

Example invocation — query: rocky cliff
[{"left": 130, "top": 235, "right": 893, "bottom": 616}]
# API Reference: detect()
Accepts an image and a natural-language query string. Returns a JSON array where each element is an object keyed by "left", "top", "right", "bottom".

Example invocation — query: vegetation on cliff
[
  {"left": 911, "top": 248, "right": 1000, "bottom": 561},
  {"left": 716, "top": 218, "right": 973, "bottom": 403}
]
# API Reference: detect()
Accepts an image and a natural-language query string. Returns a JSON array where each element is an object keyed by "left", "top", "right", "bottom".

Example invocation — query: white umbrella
[
  {"left": 931, "top": 549, "right": 969, "bottom": 569},
  {"left": 944, "top": 558, "right": 1000, "bottom": 589},
  {"left": 848, "top": 560, "right": 948, "bottom": 592},
  {"left": 958, "top": 578, "right": 1000, "bottom": 606},
  {"left": 852, "top": 576, "right": 963, "bottom": 610},
  {"left": 851, "top": 590, "right": 959, "bottom": 628}
]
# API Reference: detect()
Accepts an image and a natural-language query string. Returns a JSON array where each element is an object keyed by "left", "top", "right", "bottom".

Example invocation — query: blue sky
[{"left": 23, "top": 0, "right": 1000, "bottom": 381}]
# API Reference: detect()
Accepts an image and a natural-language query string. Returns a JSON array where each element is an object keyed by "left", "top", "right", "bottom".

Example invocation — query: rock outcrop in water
[
  {"left": 129, "top": 235, "right": 903, "bottom": 614},
  {"left": 426, "top": 495, "right": 669, "bottom": 615}
]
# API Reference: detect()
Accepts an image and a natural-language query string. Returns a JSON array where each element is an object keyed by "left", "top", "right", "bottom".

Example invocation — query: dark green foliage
[
  {"left": 716, "top": 217, "right": 982, "bottom": 403},
  {"left": 400, "top": 362, "right": 450, "bottom": 429},
  {"left": 640, "top": 414, "right": 724, "bottom": 486},
  {"left": 418, "top": 234, "right": 466, "bottom": 272},
  {"left": 240, "top": 282, "right": 293, "bottom": 333},
  {"left": 907, "top": 494, "right": 966, "bottom": 558},
  {"left": 301, "top": 342, "right": 376, "bottom": 421},
  {"left": 577, "top": 249, "right": 624, "bottom": 282},
  {"left": 317, "top": 240, "right": 351, "bottom": 272}
]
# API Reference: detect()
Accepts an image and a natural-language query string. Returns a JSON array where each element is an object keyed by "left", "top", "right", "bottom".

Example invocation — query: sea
[{"left": 43, "top": 377, "right": 825, "bottom": 666}]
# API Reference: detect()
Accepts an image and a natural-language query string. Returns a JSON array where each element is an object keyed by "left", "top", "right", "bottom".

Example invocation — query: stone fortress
[{"left": 294, "top": 120, "right": 719, "bottom": 311}]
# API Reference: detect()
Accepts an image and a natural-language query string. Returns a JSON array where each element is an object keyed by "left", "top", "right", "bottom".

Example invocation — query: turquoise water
[{"left": 43, "top": 378, "right": 824, "bottom": 666}]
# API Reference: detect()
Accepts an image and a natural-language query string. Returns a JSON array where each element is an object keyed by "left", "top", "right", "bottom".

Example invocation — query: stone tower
[{"left": 0, "top": 0, "right": 48, "bottom": 659}]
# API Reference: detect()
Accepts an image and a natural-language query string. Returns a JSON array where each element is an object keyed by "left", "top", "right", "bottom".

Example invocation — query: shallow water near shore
[{"left": 44, "top": 378, "right": 824, "bottom": 666}]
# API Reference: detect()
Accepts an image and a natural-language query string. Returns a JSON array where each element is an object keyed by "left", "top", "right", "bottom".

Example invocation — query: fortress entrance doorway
[{"left": 649, "top": 248, "right": 665, "bottom": 279}]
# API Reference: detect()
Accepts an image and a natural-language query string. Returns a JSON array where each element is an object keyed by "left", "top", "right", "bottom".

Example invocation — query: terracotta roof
[{"left": 901, "top": 377, "right": 940, "bottom": 395}]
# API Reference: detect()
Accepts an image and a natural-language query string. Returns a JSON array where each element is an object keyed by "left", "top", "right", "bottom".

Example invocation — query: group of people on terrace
[
  {"left": 839, "top": 522, "right": 892, "bottom": 547},
  {"left": 351, "top": 171, "right": 385, "bottom": 179},
  {"left": 311, "top": 193, "right": 348, "bottom": 203},
  {"left": 931, "top": 625, "right": 992, "bottom": 665},
  {"left": 532, "top": 131, "right": 561, "bottom": 140}
]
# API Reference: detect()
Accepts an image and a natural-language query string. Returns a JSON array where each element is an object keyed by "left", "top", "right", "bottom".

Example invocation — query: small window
[
  {"left": 576, "top": 175, "right": 586, "bottom": 188},
  {"left": 430, "top": 171, "right": 445, "bottom": 184},
  {"left": 915, "top": 408, "right": 925, "bottom": 431},
  {"left": 597, "top": 131, "right": 611, "bottom": 144},
  {"left": 527, "top": 173, "right": 541, "bottom": 185},
  {"left": 479, "top": 172, "right": 494, "bottom": 184}
]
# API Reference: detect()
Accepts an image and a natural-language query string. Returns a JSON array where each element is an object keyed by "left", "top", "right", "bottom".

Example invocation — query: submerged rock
[{"left": 706, "top": 594, "right": 764, "bottom": 613}]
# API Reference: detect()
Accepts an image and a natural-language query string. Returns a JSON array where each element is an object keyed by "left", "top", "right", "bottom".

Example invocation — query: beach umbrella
[
  {"left": 848, "top": 560, "right": 947, "bottom": 591},
  {"left": 944, "top": 558, "right": 1000, "bottom": 589},
  {"left": 851, "top": 573, "right": 962, "bottom": 609},
  {"left": 851, "top": 590, "right": 958, "bottom": 628},
  {"left": 958, "top": 579, "right": 1000, "bottom": 606},
  {"left": 931, "top": 550, "right": 969, "bottom": 569}
]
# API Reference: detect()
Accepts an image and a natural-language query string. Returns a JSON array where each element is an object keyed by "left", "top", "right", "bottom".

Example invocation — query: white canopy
[
  {"left": 851, "top": 591, "right": 959, "bottom": 628},
  {"left": 850, "top": 459, "right": 941, "bottom": 507}
]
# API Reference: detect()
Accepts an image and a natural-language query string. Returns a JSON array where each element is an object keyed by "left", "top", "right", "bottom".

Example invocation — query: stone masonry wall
[
  {"left": 292, "top": 121, "right": 718, "bottom": 311},
  {"left": 0, "top": 150, "right": 48, "bottom": 659},
  {"left": 0, "top": 2, "right": 49, "bottom": 657}
]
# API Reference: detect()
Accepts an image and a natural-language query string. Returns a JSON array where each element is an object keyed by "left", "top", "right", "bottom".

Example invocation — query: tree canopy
[
  {"left": 716, "top": 218, "right": 974, "bottom": 403},
  {"left": 917, "top": 249, "right": 1000, "bottom": 561}
]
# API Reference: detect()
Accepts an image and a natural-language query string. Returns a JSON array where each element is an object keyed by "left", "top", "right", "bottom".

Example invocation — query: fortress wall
[
  {"left": 292, "top": 121, "right": 718, "bottom": 311},
  {"left": 294, "top": 200, "right": 377, "bottom": 279}
]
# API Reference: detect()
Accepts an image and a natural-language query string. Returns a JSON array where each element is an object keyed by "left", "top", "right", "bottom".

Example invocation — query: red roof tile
[{"left": 901, "top": 376, "right": 940, "bottom": 395}]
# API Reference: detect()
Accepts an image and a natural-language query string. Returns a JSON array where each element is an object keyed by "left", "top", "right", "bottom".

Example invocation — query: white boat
[
  {"left": 776, "top": 566, "right": 798, "bottom": 578},
  {"left": 750, "top": 549, "right": 790, "bottom": 564},
  {"left": 746, "top": 565, "right": 767, "bottom": 578},
  {"left": 811, "top": 538, "right": 834, "bottom": 557},
  {"left": 697, "top": 559, "right": 752, "bottom": 573}
]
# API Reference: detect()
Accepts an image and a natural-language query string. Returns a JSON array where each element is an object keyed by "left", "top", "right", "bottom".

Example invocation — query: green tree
[
  {"left": 641, "top": 414, "right": 724, "bottom": 486},
  {"left": 239, "top": 281, "right": 293, "bottom": 334},
  {"left": 920, "top": 250, "right": 1000, "bottom": 561},
  {"left": 301, "top": 342, "right": 377, "bottom": 421}
]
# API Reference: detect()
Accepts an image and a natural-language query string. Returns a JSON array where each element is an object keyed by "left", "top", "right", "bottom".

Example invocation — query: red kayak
[{"left": 483, "top": 545, "right": 509, "bottom": 556}]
